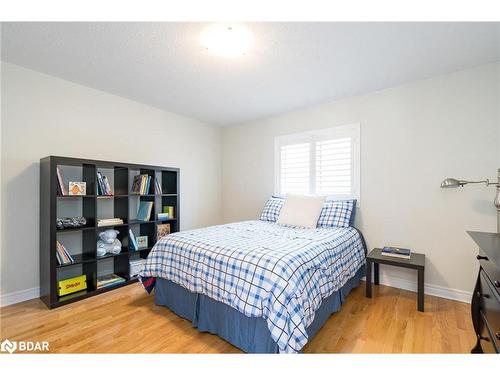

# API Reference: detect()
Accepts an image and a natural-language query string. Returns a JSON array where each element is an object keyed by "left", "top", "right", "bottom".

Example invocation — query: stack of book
[
  {"left": 97, "top": 218, "right": 124, "bottom": 227},
  {"left": 381, "top": 246, "right": 411, "bottom": 260},
  {"left": 96, "top": 274, "right": 126, "bottom": 289},
  {"left": 129, "top": 258, "right": 146, "bottom": 278},
  {"left": 56, "top": 166, "right": 67, "bottom": 195},
  {"left": 154, "top": 178, "right": 162, "bottom": 194},
  {"left": 56, "top": 241, "right": 74, "bottom": 265},
  {"left": 131, "top": 174, "right": 153, "bottom": 195},
  {"left": 97, "top": 172, "right": 113, "bottom": 195}
]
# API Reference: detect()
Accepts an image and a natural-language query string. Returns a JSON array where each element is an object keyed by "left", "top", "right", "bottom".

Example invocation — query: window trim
[{"left": 274, "top": 123, "right": 361, "bottom": 202}]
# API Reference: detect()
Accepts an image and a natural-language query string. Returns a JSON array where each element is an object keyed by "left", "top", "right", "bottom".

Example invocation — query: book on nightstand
[{"left": 381, "top": 246, "right": 411, "bottom": 260}]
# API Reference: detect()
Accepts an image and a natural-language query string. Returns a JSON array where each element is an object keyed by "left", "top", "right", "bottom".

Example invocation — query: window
[{"left": 274, "top": 124, "right": 360, "bottom": 200}]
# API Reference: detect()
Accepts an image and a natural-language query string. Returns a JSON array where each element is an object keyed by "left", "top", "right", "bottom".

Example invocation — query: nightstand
[{"left": 365, "top": 248, "right": 426, "bottom": 312}]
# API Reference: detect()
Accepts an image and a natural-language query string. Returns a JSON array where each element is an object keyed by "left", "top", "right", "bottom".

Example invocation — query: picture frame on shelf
[{"left": 136, "top": 235, "right": 148, "bottom": 249}]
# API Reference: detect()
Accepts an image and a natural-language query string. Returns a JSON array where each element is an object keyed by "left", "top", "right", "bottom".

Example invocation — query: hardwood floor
[{"left": 0, "top": 282, "right": 475, "bottom": 353}]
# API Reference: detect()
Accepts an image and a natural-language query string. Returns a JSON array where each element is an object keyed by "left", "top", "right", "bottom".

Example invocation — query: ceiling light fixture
[{"left": 201, "top": 24, "right": 253, "bottom": 58}]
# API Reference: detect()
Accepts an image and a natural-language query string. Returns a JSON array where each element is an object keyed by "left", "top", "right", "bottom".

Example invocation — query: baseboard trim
[
  {"left": 0, "top": 287, "right": 40, "bottom": 307},
  {"left": 363, "top": 275, "right": 472, "bottom": 303}
]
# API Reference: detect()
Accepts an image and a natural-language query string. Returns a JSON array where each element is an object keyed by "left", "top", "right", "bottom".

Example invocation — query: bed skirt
[{"left": 154, "top": 265, "right": 365, "bottom": 353}]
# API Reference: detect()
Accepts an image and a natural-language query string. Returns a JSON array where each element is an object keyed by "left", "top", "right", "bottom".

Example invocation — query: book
[
  {"left": 157, "top": 223, "right": 171, "bottom": 241},
  {"left": 56, "top": 240, "right": 74, "bottom": 265},
  {"left": 56, "top": 241, "right": 68, "bottom": 264},
  {"left": 140, "top": 175, "right": 148, "bottom": 195},
  {"left": 68, "top": 181, "right": 86, "bottom": 196},
  {"left": 97, "top": 274, "right": 126, "bottom": 289},
  {"left": 157, "top": 213, "right": 169, "bottom": 221},
  {"left": 131, "top": 175, "right": 142, "bottom": 194},
  {"left": 381, "top": 246, "right": 411, "bottom": 260},
  {"left": 97, "top": 172, "right": 103, "bottom": 195},
  {"left": 97, "top": 218, "right": 124, "bottom": 227},
  {"left": 56, "top": 166, "right": 67, "bottom": 195},
  {"left": 102, "top": 175, "right": 113, "bottom": 195},
  {"left": 163, "top": 206, "right": 175, "bottom": 219},
  {"left": 97, "top": 172, "right": 106, "bottom": 195},
  {"left": 137, "top": 201, "right": 153, "bottom": 221},
  {"left": 129, "top": 229, "right": 138, "bottom": 251},
  {"left": 155, "top": 178, "right": 162, "bottom": 194},
  {"left": 97, "top": 172, "right": 112, "bottom": 195}
]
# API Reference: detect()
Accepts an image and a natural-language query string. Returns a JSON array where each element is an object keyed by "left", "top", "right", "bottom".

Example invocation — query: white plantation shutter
[
  {"left": 315, "top": 137, "right": 352, "bottom": 195},
  {"left": 275, "top": 124, "right": 360, "bottom": 200},
  {"left": 280, "top": 143, "right": 310, "bottom": 194}
]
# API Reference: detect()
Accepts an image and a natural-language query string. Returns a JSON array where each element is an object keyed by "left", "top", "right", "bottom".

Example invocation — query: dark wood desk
[{"left": 366, "top": 248, "right": 426, "bottom": 312}]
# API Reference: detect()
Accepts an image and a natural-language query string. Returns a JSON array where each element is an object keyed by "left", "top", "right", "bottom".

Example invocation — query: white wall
[
  {"left": 0, "top": 62, "right": 222, "bottom": 303},
  {"left": 222, "top": 63, "right": 500, "bottom": 301},
  {"left": 1, "top": 61, "right": 498, "bottom": 306}
]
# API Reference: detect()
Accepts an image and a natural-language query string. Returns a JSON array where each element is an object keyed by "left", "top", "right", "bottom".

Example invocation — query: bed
[{"left": 140, "top": 218, "right": 366, "bottom": 353}]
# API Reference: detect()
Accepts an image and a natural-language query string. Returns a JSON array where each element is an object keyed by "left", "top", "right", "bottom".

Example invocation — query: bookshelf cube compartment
[
  {"left": 129, "top": 194, "right": 155, "bottom": 223},
  {"left": 129, "top": 222, "right": 155, "bottom": 251},
  {"left": 96, "top": 226, "right": 129, "bottom": 256},
  {"left": 96, "top": 167, "right": 114, "bottom": 196},
  {"left": 57, "top": 163, "right": 96, "bottom": 196},
  {"left": 56, "top": 261, "right": 96, "bottom": 300},
  {"left": 161, "top": 171, "right": 177, "bottom": 194},
  {"left": 56, "top": 230, "right": 96, "bottom": 267},
  {"left": 160, "top": 196, "right": 177, "bottom": 217},
  {"left": 97, "top": 196, "right": 128, "bottom": 226},
  {"left": 97, "top": 254, "right": 130, "bottom": 287},
  {"left": 129, "top": 169, "right": 156, "bottom": 196},
  {"left": 56, "top": 195, "right": 96, "bottom": 229},
  {"left": 160, "top": 196, "right": 178, "bottom": 233}
]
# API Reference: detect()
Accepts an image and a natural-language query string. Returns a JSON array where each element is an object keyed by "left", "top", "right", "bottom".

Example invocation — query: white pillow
[{"left": 277, "top": 195, "right": 326, "bottom": 229}]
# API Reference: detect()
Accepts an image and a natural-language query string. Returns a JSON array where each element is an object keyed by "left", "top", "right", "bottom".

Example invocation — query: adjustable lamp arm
[{"left": 440, "top": 169, "right": 500, "bottom": 233}]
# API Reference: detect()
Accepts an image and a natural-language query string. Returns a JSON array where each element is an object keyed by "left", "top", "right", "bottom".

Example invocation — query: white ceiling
[{"left": 2, "top": 22, "right": 499, "bottom": 126}]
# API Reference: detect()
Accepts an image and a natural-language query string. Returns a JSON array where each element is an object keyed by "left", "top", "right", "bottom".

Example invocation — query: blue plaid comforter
[{"left": 140, "top": 220, "right": 366, "bottom": 353}]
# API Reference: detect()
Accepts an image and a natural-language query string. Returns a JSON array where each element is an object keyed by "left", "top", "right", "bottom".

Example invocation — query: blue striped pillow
[
  {"left": 317, "top": 199, "right": 356, "bottom": 228},
  {"left": 259, "top": 197, "right": 284, "bottom": 222}
]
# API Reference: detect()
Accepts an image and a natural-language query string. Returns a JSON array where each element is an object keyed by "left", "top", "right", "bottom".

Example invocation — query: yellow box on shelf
[{"left": 58, "top": 275, "right": 87, "bottom": 296}]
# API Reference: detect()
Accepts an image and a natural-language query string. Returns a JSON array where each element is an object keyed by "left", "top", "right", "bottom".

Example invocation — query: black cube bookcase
[{"left": 40, "top": 156, "right": 180, "bottom": 308}]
